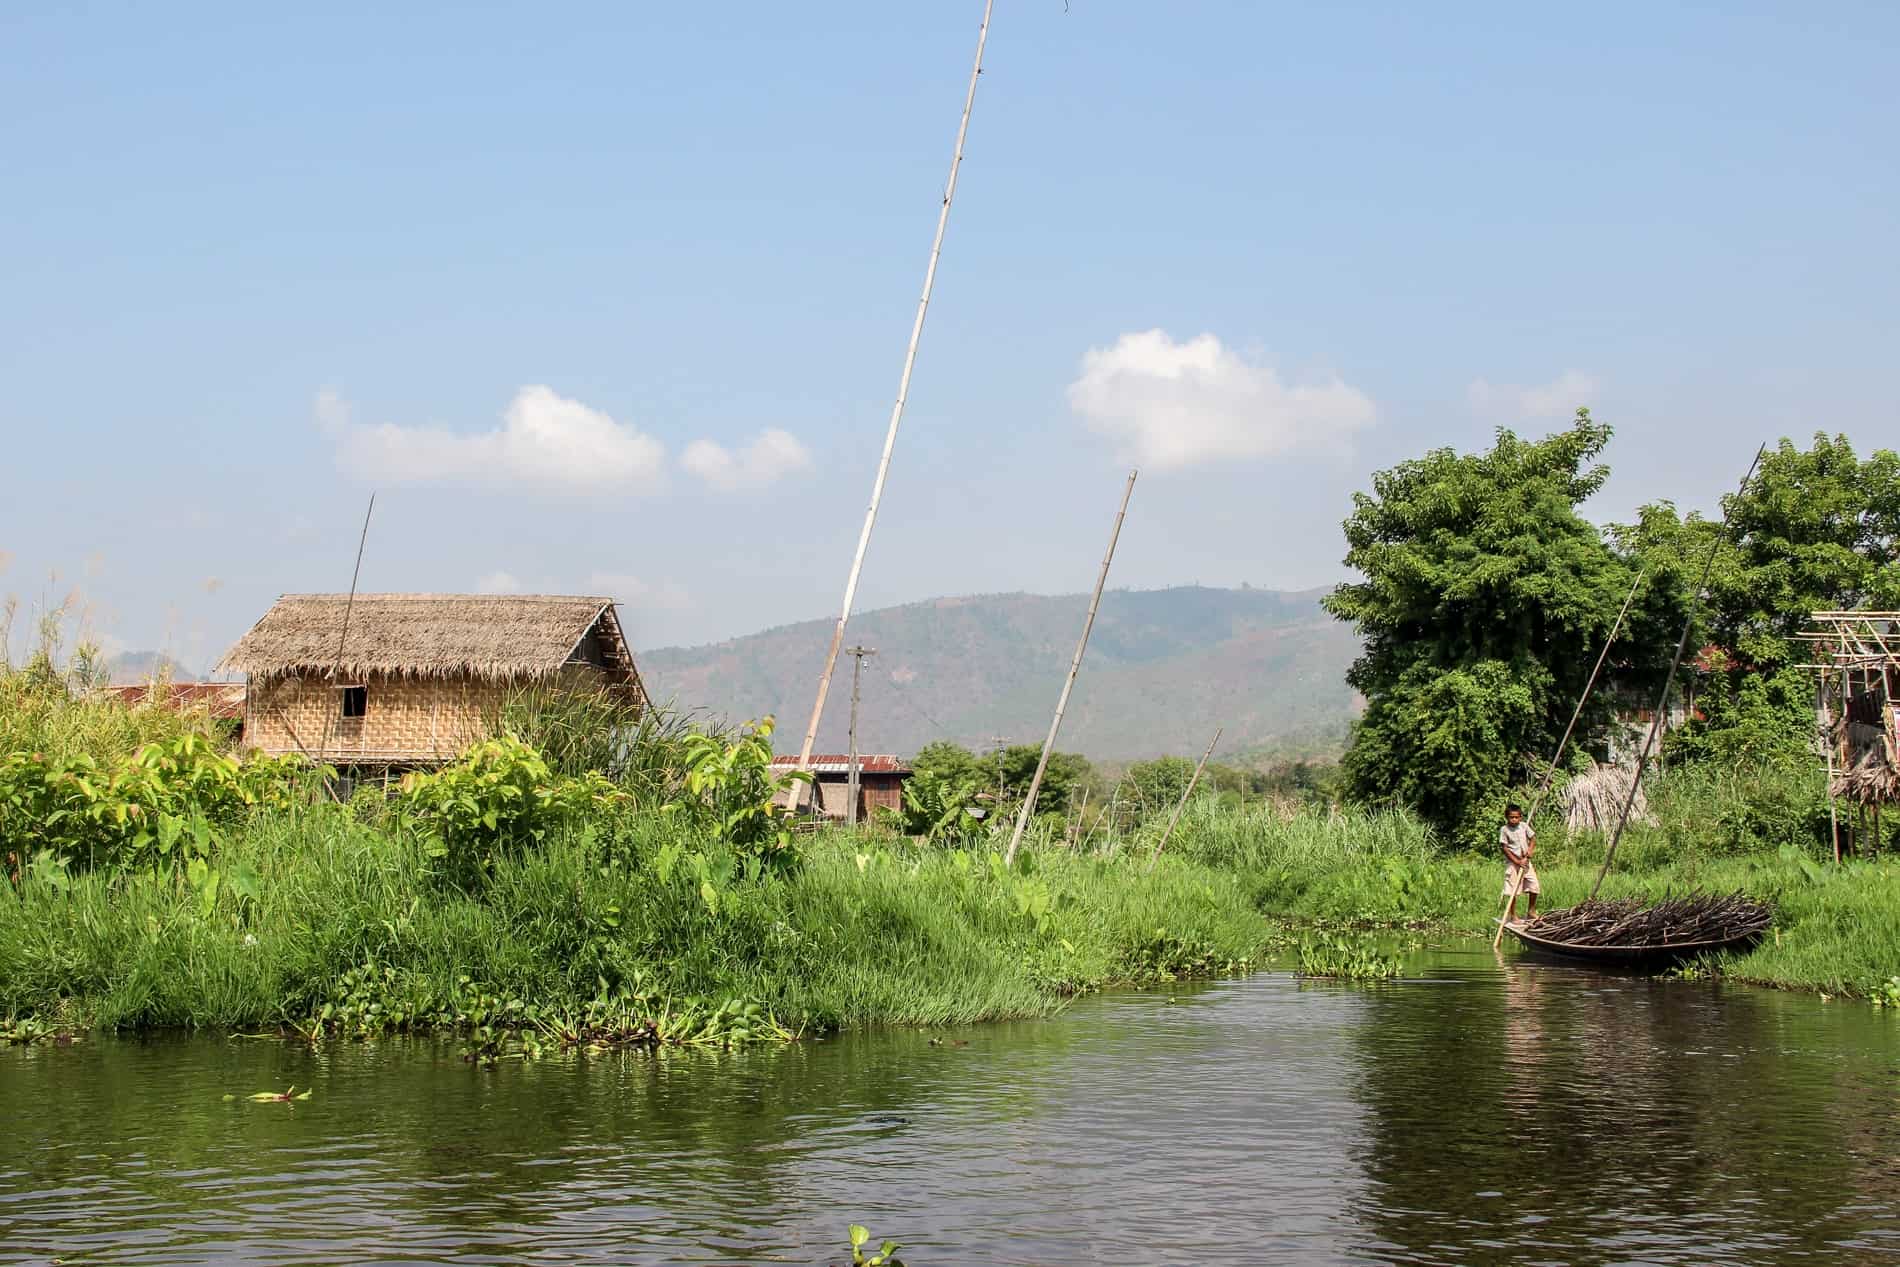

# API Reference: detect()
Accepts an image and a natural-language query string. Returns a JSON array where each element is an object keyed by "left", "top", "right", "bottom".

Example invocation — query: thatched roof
[{"left": 218, "top": 594, "right": 628, "bottom": 683}]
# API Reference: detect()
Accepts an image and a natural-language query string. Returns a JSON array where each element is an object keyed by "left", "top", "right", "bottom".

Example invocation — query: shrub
[{"left": 396, "top": 735, "right": 623, "bottom": 886}]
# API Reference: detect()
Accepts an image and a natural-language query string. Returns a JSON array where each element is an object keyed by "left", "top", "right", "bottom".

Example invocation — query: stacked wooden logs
[{"left": 1531, "top": 891, "right": 1774, "bottom": 947}]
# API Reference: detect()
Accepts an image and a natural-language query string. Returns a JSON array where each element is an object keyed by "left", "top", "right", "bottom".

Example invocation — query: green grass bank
[{"left": 5, "top": 794, "right": 1897, "bottom": 1044}]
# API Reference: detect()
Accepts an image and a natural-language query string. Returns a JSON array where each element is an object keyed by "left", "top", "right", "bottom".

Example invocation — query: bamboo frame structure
[{"left": 1800, "top": 611, "right": 1899, "bottom": 858}]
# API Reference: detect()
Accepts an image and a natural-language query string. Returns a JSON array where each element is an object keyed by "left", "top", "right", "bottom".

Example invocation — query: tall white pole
[
  {"left": 1005, "top": 470, "right": 1138, "bottom": 864},
  {"left": 787, "top": 0, "right": 995, "bottom": 808}
]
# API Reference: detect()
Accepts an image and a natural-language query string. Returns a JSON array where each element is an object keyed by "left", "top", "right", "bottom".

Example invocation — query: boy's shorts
[{"left": 1502, "top": 860, "right": 1539, "bottom": 898}]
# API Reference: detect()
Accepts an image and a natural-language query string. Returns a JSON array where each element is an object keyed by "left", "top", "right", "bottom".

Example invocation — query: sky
[{"left": 3, "top": 1, "right": 1895, "bottom": 671}]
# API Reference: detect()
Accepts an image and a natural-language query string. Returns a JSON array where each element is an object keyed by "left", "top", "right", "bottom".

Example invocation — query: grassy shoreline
[{"left": 5, "top": 800, "right": 1897, "bottom": 1044}]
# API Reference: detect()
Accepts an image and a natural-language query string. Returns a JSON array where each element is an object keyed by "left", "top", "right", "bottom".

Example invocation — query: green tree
[
  {"left": 911, "top": 740, "right": 986, "bottom": 786},
  {"left": 1125, "top": 755, "right": 1195, "bottom": 816},
  {"left": 986, "top": 744, "right": 1091, "bottom": 816},
  {"left": 1620, "top": 434, "right": 1899, "bottom": 762},
  {"left": 1323, "top": 412, "right": 1664, "bottom": 843}
]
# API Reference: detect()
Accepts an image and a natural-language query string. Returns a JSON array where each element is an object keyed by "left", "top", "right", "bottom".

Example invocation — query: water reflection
[
  {"left": 1348, "top": 953, "right": 1900, "bottom": 1265},
  {"left": 2, "top": 951, "right": 1896, "bottom": 1265}
]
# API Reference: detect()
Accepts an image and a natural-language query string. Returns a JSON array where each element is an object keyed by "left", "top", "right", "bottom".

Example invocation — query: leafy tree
[
  {"left": 987, "top": 744, "right": 1091, "bottom": 816},
  {"left": 1323, "top": 412, "right": 1666, "bottom": 842},
  {"left": 1125, "top": 755, "right": 1195, "bottom": 815},
  {"left": 911, "top": 740, "right": 987, "bottom": 787},
  {"left": 1624, "top": 434, "right": 1900, "bottom": 667},
  {"left": 1620, "top": 434, "right": 1899, "bottom": 762}
]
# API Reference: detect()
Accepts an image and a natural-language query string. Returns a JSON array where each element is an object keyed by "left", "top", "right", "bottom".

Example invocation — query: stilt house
[{"left": 217, "top": 594, "right": 646, "bottom": 769}]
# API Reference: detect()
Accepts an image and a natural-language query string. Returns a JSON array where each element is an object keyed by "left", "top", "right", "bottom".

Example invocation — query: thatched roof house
[{"left": 219, "top": 594, "right": 645, "bottom": 766}]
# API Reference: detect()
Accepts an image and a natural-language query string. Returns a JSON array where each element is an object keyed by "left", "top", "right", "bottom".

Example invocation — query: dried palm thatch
[
  {"left": 218, "top": 594, "right": 634, "bottom": 685},
  {"left": 1831, "top": 732, "right": 1900, "bottom": 805},
  {"left": 1562, "top": 761, "right": 1654, "bottom": 833}
]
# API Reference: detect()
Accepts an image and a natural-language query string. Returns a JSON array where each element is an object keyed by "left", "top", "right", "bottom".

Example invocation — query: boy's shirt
[{"left": 1499, "top": 821, "right": 1535, "bottom": 864}]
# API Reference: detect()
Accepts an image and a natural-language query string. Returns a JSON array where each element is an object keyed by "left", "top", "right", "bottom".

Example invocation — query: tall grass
[{"left": 0, "top": 807, "right": 1284, "bottom": 1033}]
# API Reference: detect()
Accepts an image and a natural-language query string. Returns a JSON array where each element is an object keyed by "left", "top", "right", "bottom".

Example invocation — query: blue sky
[{"left": 3, "top": 1, "right": 1895, "bottom": 671}]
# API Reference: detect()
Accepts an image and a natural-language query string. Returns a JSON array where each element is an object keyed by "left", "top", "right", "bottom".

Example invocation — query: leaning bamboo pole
[
  {"left": 1591, "top": 445, "right": 1766, "bottom": 900},
  {"left": 1005, "top": 470, "right": 1138, "bottom": 864},
  {"left": 786, "top": 0, "right": 995, "bottom": 810},
  {"left": 1148, "top": 725, "right": 1222, "bottom": 870}
]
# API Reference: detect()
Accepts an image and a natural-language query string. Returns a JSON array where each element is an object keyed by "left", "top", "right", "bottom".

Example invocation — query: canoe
[{"left": 1503, "top": 920, "right": 1768, "bottom": 968}]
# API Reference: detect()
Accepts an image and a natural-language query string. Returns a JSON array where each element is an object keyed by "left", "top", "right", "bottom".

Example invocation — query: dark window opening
[{"left": 340, "top": 685, "right": 367, "bottom": 719}]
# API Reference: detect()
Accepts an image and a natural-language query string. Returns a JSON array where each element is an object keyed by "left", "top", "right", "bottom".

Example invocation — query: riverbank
[{"left": 5, "top": 798, "right": 1897, "bottom": 1043}]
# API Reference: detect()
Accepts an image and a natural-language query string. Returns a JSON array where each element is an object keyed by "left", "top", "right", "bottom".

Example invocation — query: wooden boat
[{"left": 1503, "top": 919, "right": 1768, "bottom": 968}]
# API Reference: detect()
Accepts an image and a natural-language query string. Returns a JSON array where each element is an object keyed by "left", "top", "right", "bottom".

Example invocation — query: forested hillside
[{"left": 638, "top": 586, "right": 1359, "bottom": 761}]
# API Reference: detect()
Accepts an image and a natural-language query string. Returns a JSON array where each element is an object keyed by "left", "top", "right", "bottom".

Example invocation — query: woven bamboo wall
[{"left": 243, "top": 667, "right": 608, "bottom": 764}]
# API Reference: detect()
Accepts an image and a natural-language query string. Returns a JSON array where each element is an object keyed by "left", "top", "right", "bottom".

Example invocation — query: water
[{"left": 4, "top": 945, "right": 1898, "bottom": 1265}]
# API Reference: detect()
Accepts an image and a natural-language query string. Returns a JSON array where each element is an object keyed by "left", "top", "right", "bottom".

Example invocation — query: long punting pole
[
  {"left": 786, "top": 0, "right": 995, "bottom": 809},
  {"left": 1148, "top": 725, "right": 1222, "bottom": 870},
  {"left": 1590, "top": 446, "right": 1766, "bottom": 900},
  {"left": 313, "top": 497, "right": 376, "bottom": 767},
  {"left": 1493, "top": 566, "right": 1648, "bottom": 947},
  {"left": 1005, "top": 471, "right": 1138, "bottom": 864}
]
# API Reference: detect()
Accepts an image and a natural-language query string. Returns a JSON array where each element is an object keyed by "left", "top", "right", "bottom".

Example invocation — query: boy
[{"left": 1499, "top": 803, "right": 1539, "bottom": 922}]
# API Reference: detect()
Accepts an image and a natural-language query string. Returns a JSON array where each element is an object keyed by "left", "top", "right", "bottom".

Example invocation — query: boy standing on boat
[{"left": 1500, "top": 803, "right": 1539, "bottom": 922}]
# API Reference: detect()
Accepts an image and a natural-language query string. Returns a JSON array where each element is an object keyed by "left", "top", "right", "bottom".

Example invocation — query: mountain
[
  {"left": 637, "top": 586, "right": 1360, "bottom": 762},
  {"left": 105, "top": 651, "right": 198, "bottom": 684}
]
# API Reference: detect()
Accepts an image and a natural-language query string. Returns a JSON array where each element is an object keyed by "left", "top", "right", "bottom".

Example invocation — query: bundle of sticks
[{"left": 1530, "top": 890, "right": 1774, "bottom": 948}]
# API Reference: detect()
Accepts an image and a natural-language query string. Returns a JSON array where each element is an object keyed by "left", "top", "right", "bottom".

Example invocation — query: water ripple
[{"left": 3, "top": 951, "right": 1898, "bottom": 1264}]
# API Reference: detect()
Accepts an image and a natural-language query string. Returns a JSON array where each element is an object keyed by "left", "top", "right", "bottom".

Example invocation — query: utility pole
[
  {"left": 988, "top": 734, "right": 1009, "bottom": 821},
  {"left": 845, "top": 646, "right": 877, "bottom": 825}
]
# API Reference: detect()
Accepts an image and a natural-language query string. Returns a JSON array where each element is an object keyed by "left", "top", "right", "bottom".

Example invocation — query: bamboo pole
[
  {"left": 1493, "top": 566, "right": 1646, "bottom": 948},
  {"left": 1826, "top": 650, "right": 1842, "bottom": 864},
  {"left": 1591, "top": 445, "right": 1766, "bottom": 900},
  {"left": 1148, "top": 726, "right": 1222, "bottom": 870},
  {"left": 786, "top": 0, "right": 995, "bottom": 810},
  {"left": 1005, "top": 470, "right": 1138, "bottom": 864},
  {"left": 1527, "top": 567, "right": 1646, "bottom": 825}
]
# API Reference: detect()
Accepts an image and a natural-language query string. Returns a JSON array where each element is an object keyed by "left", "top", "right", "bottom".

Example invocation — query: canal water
[{"left": 3, "top": 945, "right": 1897, "bottom": 1265}]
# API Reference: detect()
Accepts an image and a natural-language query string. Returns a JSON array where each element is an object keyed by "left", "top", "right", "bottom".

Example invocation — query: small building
[
  {"left": 217, "top": 594, "right": 646, "bottom": 768},
  {"left": 769, "top": 754, "right": 911, "bottom": 821},
  {"left": 99, "top": 681, "right": 248, "bottom": 726}
]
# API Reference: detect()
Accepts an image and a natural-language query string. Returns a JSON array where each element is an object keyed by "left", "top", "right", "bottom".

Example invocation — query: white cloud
[
  {"left": 475, "top": 570, "right": 522, "bottom": 595},
  {"left": 1466, "top": 370, "right": 1599, "bottom": 421},
  {"left": 1066, "top": 329, "right": 1375, "bottom": 470},
  {"left": 586, "top": 572, "right": 692, "bottom": 611},
  {"left": 680, "top": 428, "right": 813, "bottom": 492},
  {"left": 323, "top": 385, "right": 666, "bottom": 494}
]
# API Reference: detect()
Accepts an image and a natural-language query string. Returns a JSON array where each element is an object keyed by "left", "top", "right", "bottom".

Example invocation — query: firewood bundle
[{"left": 1531, "top": 891, "right": 1774, "bottom": 948}]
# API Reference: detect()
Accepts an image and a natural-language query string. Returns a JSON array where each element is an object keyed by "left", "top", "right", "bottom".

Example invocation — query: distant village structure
[
  {"left": 769, "top": 754, "right": 911, "bottom": 822},
  {"left": 218, "top": 594, "right": 645, "bottom": 769}
]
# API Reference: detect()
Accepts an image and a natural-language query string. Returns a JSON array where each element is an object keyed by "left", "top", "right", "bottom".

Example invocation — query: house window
[{"left": 340, "top": 685, "right": 367, "bottom": 719}]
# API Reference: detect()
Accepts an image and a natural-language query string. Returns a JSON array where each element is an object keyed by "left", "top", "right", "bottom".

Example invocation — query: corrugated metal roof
[
  {"left": 770, "top": 754, "right": 910, "bottom": 775},
  {"left": 100, "top": 682, "right": 246, "bottom": 720}
]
